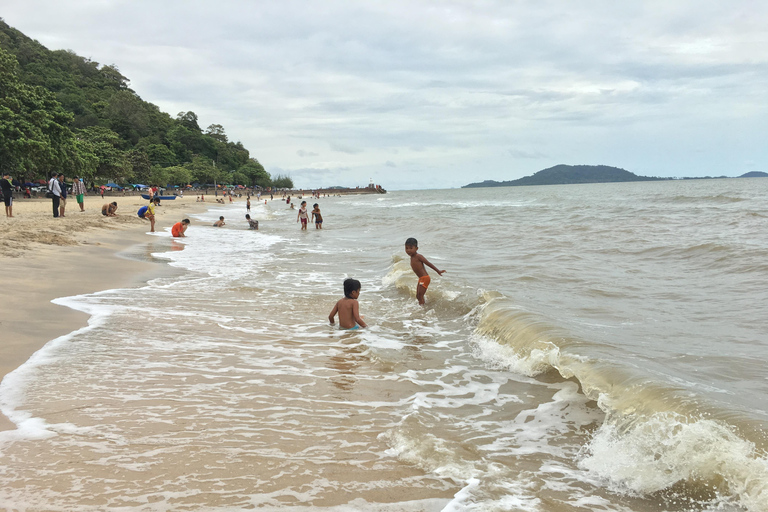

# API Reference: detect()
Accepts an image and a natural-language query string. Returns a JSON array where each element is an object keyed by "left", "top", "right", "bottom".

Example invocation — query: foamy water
[{"left": 1, "top": 180, "right": 768, "bottom": 511}]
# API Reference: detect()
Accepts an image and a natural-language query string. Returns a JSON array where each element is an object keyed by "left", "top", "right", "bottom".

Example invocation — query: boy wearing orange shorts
[{"left": 404, "top": 237, "right": 446, "bottom": 305}]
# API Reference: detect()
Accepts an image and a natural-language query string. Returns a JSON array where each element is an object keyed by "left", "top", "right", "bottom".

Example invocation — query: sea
[{"left": 1, "top": 178, "right": 767, "bottom": 512}]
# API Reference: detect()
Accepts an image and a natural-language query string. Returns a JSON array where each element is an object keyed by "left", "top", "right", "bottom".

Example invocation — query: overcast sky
[{"left": 4, "top": 1, "right": 767, "bottom": 189}]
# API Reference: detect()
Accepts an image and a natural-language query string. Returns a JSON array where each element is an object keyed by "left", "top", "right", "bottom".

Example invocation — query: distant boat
[{"left": 141, "top": 194, "right": 177, "bottom": 200}]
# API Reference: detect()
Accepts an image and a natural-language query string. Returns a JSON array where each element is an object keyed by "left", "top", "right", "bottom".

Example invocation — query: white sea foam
[{"left": 580, "top": 411, "right": 768, "bottom": 511}]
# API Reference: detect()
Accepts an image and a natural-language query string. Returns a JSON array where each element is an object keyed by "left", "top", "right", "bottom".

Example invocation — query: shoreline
[{"left": 0, "top": 195, "right": 210, "bottom": 431}]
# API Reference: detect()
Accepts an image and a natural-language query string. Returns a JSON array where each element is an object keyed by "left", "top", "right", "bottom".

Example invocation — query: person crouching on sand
[
  {"left": 172, "top": 219, "right": 190, "bottom": 237},
  {"left": 102, "top": 201, "right": 118, "bottom": 217},
  {"left": 329, "top": 278, "right": 367, "bottom": 330}
]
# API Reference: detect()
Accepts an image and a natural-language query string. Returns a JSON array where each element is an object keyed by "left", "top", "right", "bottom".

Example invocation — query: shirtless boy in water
[
  {"left": 329, "top": 278, "right": 368, "bottom": 330},
  {"left": 405, "top": 237, "right": 446, "bottom": 305}
]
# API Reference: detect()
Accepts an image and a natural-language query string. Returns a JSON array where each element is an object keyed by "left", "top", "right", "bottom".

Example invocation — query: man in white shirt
[{"left": 48, "top": 173, "right": 62, "bottom": 218}]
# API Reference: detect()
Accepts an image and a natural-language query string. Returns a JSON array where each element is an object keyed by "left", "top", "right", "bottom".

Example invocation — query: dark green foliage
[
  {"left": 271, "top": 174, "right": 294, "bottom": 189},
  {"left": 239, "top": 159, "right": 272, "bottom": 187},
  {"left": 463, "top": 165, "right": 668, "bottom": 188},
  {"left": 0, "top": 18, "right": 274, "bottom": 185},
  {"left": 0, "top": 47, "right": 87, "bottom": 176}
]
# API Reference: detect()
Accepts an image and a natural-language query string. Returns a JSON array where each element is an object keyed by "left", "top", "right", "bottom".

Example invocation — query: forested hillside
[
  {"left": 463, "top": 165, "right": 666, "bottom": 188},
  {"left": 0, "top": 19, "right": 290, "bottom": 188}
]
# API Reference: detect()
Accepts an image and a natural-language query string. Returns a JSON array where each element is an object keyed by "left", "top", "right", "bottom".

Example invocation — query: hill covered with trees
[
  {"left": 0, "top": 19, "right": 291, "bottom": 188},
  {"left": 463, "top": 165, "right": 667, "bottom": 188}
]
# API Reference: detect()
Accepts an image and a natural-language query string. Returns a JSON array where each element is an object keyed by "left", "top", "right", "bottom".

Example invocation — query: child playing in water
[
  {"left": 213, "top": 216, "right": 225, "bottom": 227},
  {"left": 329, "top": 278, "right": 367, "bottom": 330},
  {"left": 404, "top": 237, "right": 446, "bottom": 305},
  {"left": 245, "top": 214, "right": 259, "bottom": 230},
  {"left": 172, "top": 218, "right": 190, "bottom": 237},
  {"left": 297, "top": 200, "right": 308, "bottom": 230},
  {"left": 311, "top": 203, "right": 323, "bottom": 229}
]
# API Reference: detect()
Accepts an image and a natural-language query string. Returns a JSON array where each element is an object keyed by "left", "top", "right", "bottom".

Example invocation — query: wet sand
[{"left": 0, "top": 195, "right": 208, "bottom": 431}]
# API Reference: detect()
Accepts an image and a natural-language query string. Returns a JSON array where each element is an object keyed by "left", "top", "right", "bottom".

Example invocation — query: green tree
[
  {"left": 126, "top": 149, "right": 152, "bottom": 184},
  {"left": 105, "top": 90, "right": 149, "bottom": 144},
  {"left": 205, "top": 123, "right": 227, "bottom": 142},
  {"left": 271, "top": 174, "right": 294, "bottom": 189},
  {"left": 239, "top": 158, "right": 271, "bottom": 187},
  {"left": 176, "top": 111, "right": 201, "bottom": 132},
  {"left": 0, "top": 47, "right": 83, "bottom": 175},
  {"left": 229, "top": 171, "right": 248, "bottom": 186},
  {"left": 144, "top": 143, "right": 177, "bottom": 167},
  {"left": 184, "top": 155, "right": 220, "bottom": 184},
  {"left": 165, "top": 165, "right": 193, "bottom": 187},
  {"left": 147, "top": 165, "right": 168, "bottom": 187},
  {"left": 77, "top": 125, "right": 130, "bottom": 181}
]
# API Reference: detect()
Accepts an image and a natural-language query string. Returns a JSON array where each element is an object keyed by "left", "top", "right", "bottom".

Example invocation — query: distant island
[{"left": 463, "top": 165, "right": 767, "bottom": 188}]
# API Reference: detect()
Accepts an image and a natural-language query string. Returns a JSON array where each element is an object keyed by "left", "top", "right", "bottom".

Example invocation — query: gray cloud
[
  {"left": 329, "top": 142, "right": 364, "bottom": 155},
  {"left": 3, "top": 0, "right": 767, "bottom": 189},
  {"left": 508, "top": 149, "right": 547, "bottom": 159}
]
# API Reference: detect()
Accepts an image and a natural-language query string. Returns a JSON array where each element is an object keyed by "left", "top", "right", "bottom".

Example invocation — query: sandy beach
[{"left": 0, "top": 193, "right": 208, "bottom": 431}]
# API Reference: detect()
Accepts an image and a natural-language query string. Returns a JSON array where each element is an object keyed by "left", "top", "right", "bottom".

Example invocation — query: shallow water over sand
[{"left": 1, "top": 180, "right": 767, "bottom": 511}]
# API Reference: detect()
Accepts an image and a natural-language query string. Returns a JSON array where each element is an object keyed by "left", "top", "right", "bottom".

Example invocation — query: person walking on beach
[
  {"left": 72, "top": 176, "right": 86, "bottom": 212},
  {"left": 1, "top": 173, "right": 14, "bottom": 218},
  {"left": 311, "top": 203, "right": 323, "bottom": 229},
  {"left": 404, "top": 237, "right": 446, "bottom": 305},
  {"left": 48, "top": 173, "right": 61, "bottom": 218},
  {"left": 329, "top": 278, "right": 367, "bottom": 330},
  {"left": 58, "top": 174, "right": 67, "bottom": 218},
  {"left": 297, "top": 200, "right": 309, "bottom": 230},
  {"left": 172, "top": 219, "right": 190, "bottom": 237}
]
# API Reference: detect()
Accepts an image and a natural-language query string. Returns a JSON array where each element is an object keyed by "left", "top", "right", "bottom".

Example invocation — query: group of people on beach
[
  {"left": 329, "top": 237, "right": 446, "bottom": 330},
  {"left": 45, "top": 173, "right": 85, "bottom": 218}
]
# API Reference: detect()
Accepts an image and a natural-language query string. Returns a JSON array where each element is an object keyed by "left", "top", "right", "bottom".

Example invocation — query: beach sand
[{"left": 0, "top": 194, "right": 209, "bottom": 431}]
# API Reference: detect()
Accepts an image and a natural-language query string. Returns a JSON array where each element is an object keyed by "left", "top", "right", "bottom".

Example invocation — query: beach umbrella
[{"left": 105, "top": 182, "right": 123, "bottom": 189}]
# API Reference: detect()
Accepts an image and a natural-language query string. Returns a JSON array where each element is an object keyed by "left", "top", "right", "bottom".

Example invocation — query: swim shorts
[
  {"left": 3, "top": 195, "right": 11, "bottom": 207},
  {"left": 346, "top": 325, "right": 360, "bottom": 331},
  {"left": 301, "top": 218, "right": 308, "bottom": 226},
  {"left": 418, "top": 275, "right": 431, "bottom": 289},
  {"left": 76, "top": 194, "right": 84, "bottom": 204}
]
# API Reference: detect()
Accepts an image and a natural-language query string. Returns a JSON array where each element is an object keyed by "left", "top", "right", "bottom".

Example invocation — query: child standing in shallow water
[
  {"left": 329, "top": 279, "right": 367, "bottom": 330},
  {"left": 297, "top": 201, "right": 308, "bottom": 230},
  {"left": 404, "top": 237, "right": 446, "bottom": 305},
  {"left": 311, "top": 203, "right": 323, "bottom": 229}
]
